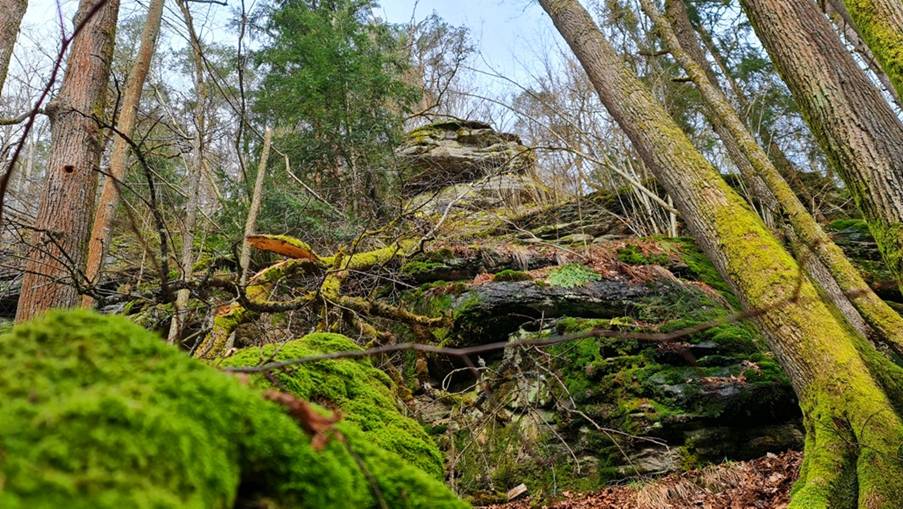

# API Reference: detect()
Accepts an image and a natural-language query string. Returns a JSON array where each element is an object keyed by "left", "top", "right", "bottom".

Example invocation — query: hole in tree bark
[{"left": 63, "top": 165, "right": 74, "bottom": 174}]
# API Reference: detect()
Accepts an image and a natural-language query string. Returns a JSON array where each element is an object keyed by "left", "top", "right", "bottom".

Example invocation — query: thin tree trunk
[
  {"left": 0, "top": 0, "right": 27, "bottom": 92},
  {"left": 839, "top": 0, "right": 903, "bottom": 103},
  {"left": 239, "top": 127, "right": 272, "bottom": 285},
  {"left": 82, "top": 0, "right": 165, "bottom": 307},
  {"left": 16, "top": 0, "right": 120, "bottom": 321},
  {"left": 539, "top": 1, "right": 903, "bottom": 506},
  {"left": 649, "top": 0, "right": 903, "bottom": 357},
  {"left": 167, "top": 0, "right": 206, "bottom": 343},
  {"left": 740, "top": 0, "right": 903, "bottom": 293}
]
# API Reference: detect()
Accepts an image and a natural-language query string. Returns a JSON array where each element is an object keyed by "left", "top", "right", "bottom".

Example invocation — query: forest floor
[{"left": 483, "top": 450, "right": 801, "bottom": 509}]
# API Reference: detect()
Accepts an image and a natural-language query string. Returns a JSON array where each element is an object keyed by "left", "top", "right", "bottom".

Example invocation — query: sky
[
  {"left": 13, "top": 0, "right": 561, "bottom": 93},
  {"left": 377, "top": 0, "right": 558, "bottom": 83}
]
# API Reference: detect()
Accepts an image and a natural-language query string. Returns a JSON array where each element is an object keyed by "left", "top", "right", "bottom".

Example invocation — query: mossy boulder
[{"left": 0, "top": 311, "right": 466, "bottom": 509}]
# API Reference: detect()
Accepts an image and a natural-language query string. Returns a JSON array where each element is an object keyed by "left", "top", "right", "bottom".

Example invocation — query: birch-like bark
[{"left": 239, "top": 127, "right": 272, "bottom": 285}]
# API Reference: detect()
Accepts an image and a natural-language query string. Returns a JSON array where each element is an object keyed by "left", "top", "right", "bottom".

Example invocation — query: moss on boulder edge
[
  {"left": 0, "top": 311, "right": 465, "bottom": 509},
  {"left": 221, "top": 332, "right": 445, "bottom": 478}
]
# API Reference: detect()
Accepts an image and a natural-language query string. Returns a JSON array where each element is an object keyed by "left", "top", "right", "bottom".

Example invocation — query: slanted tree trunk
[
  {"left": 648, "top": 0, "right": 903, "bottom": 355},
  {"left": 82, "top": 0, "right": 165, "bottom": 307},
  {"left": 838, "top": 0, "right": 903, "bottom": 102},
  {"left": 819, "top": 0, "right": 903, "bottom": 108},
  {"left": 539, "top": 1, "right": 903, "bottom": 506},
  {"left": 672, "top": 0, "right": 822, "bottom": 220},
  {"left": 0, "top": 0, "right": 27, "bottom": 92},
  {"left": 16, "top": 0, "right": 120, "bottom": 321},
  {"left": 739, "top": 0, "right": 903, "bottom": 294},
  {"left": 239, "top": 127, "right": 272, "bottom": 285}
]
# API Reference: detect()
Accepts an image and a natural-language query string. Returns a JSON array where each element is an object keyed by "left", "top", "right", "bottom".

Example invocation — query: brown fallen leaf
[{"left": 263, "top": 389, "right": 342, "bottom": 450}]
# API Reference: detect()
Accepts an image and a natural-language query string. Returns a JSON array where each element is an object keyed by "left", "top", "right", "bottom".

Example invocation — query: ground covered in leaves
[{"left": 484, "top": 450, "right": 801, "bottom": 509}]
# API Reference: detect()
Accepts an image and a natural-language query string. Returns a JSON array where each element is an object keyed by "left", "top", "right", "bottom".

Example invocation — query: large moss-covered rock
[
  {"left": 0, "top": 311, "right": 466, "bottom": 509},
  {"left": 406, "top": 239, "right": 801, "bottom": 503},
  {"left": 397, "top": 120, "right": 535, "bottom": 196}
]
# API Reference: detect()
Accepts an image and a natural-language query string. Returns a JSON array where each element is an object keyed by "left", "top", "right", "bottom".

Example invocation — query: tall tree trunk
[
  {"left": 82, "top": 0, "right": 165, "bottom": 307},
  {"left": 167, "top": 0, "right": 206, "bottom": 343},
  {"left": 740, "top": 0, "right": 903, "bottom": 294},
  {"left": 839, "top": 0, "right": 903, "bottom": 102},
  {"left": 539, "top": 1, "right": 903, "bottom": 507},
  {"left": 239, "top": 127, "right": 272, "bottom": 285},
  {"left": 0, "top": 0, "right": 27, "bottom": 92},
  {"left": 648, "top": 0, "right": 903, "bottom": 356},
  {"left": 16, "top": 0, "right": 120, "bottom": 321}
]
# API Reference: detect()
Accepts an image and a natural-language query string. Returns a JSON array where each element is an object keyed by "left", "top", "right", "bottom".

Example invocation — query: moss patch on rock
[
  {"left": 0, "top": 311, "right": 465, "bottom": 509},
  {"left": 221, "top": 333, "right": 445, "bottom": 479}
]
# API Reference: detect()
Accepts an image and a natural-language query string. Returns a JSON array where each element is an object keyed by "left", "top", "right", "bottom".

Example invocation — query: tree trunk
[
  {"left": 839, "top": 0, "right": 903, "bottom": 103},
  {"left": 239, "top": 127, "right": 272, "bottom": 285},
  {"left": 82, "top": 0, "right": 165, "bottom": 307},
  {"left": 819, "top": 0, "right": 903, "bottom": 108},
  {"left": 167, "top": 0, "right": 205, "bottom": 343},
  {"left": 674, "top": 0, "right": 823, "bottom": 221},
  {"left": 739, "top": 0, "right": 903, "bottom": 294},
  {"left": 651, "top": 0, "right": 903, "bottom": 355},
  {"left": 0, "top": 0, "right": 27, "bottom": 92},
  {"left": 16, "top": 0, "right": 120, "bottom": 322},
  {"left": 539, "top": 1, "right": 903, "bottom": 506}
]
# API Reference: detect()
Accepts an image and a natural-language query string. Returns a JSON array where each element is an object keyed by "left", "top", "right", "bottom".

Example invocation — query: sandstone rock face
[{"left": 397, "top": 120, "right": 535, "bottom": 196}]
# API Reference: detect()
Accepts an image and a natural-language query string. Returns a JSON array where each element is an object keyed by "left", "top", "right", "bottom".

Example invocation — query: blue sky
[
  {"left": 12, "top": 0, "right": 562, "bottom": 96},
  {"left": 377, "top": 0, "right": 555, "bottom": 82}
]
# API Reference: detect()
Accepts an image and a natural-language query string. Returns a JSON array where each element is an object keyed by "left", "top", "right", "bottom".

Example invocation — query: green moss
[
  {"left": 0, "top": 311, "right": 466, "bottom": 509},
  {"left": 492, "top": 269, "right": 532, "bottom": 282},
  {"left": 616, "top": 245, "right": 669, "bottom": 265},
  {"left": 400, "top": 260, "right": 448, "bottom": 278},
  {"left": 669, "top": 237, "right": 736, "bottom": 301},
  {"left": 221, "top": 333, "right": 445, "bottom": 479},
  {"left": 546, "top": 263, "right": 602, "bottom": 288}
]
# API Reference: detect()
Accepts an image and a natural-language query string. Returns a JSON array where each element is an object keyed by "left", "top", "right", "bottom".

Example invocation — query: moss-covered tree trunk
[
  {"left": 648, "top": 0, "right": 903, "bottom": 355},
  {"left": 539, "top": 1, "right": 903, "bottom": 506},
  {"left": 739, "top": 0, "right": 903, "bottom": 295},
  {"left": 839, "top": 0, "right": 903, "bottom": 102}
]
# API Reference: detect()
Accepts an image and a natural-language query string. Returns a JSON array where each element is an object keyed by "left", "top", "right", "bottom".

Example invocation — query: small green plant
[{"left": 547, "top": 263, "right": 601, "bottom": 288}]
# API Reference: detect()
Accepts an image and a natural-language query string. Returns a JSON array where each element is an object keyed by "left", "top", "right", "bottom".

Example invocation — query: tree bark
[
  {"left": 673, "top": 0, "right": 823, "bottom": 221},
  {"left": 0, "top": 0, "right": 27, "bottom": 92},
  {"left": 819, "top": 0, "right": 903, "bottom": 108},
  {"left": 650, "top": 0, "right": 903, "bottom": 355},
  {"left": 839, "top": 0, "right": 903, "bottom": 103},
  {"left": 16, "top": 0, "right": 120, "bottom": 321},
  {"left": 239, "top": 127, "right": 272, "bottom": 285},
  {"left": 539, "top": 1, "right": 903, "bottom": 506},
  {"left": 167, "top": 0, "right": 206, "bottom": 343},
  {"left": 739, "top": 0, "right": 903, "bottom": 294},
  {"left": 82, "top": 0, "right": 165, "bottom": 307}
]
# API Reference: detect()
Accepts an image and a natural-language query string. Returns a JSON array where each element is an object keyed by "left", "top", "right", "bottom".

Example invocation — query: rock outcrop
[{"left": 397, "top": 120, "right": 535, "bottom": 196}]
